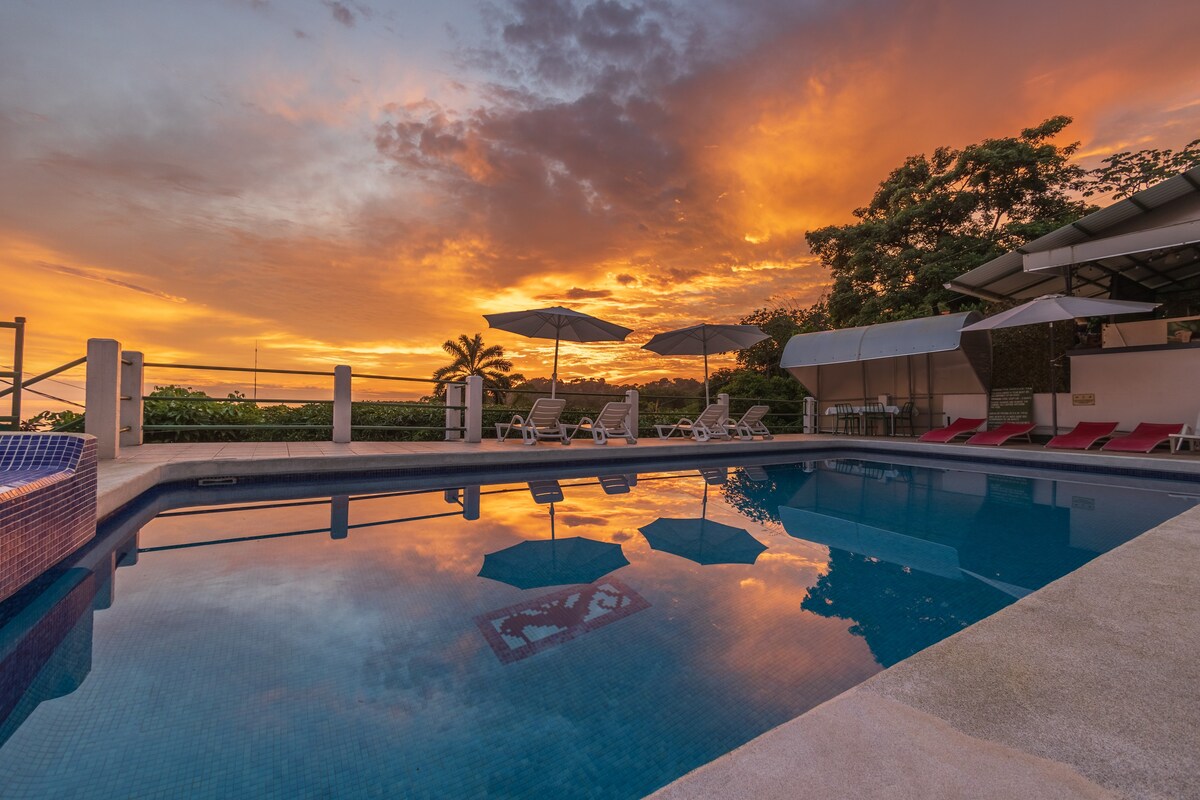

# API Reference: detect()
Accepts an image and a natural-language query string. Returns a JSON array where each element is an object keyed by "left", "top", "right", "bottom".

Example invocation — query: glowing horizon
[{"left": 3, "top": 0, "right": 1198, "bottom": 412}]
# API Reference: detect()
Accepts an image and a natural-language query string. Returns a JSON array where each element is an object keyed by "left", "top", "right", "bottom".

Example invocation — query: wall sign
[
  {"left": 1072, "top": 393, "right": 1095, "bottom": 406},
  {"left": 988, "top": 387, "right": 1033, "bottom": 426}
]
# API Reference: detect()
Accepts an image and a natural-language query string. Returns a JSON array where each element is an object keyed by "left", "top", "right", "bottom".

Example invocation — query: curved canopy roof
[
  {"left": 946, "top": 166, "right": 1200, "bottom": 302},
  {"left": 780, "top": 311, "right": 983, "bottom": 368}
]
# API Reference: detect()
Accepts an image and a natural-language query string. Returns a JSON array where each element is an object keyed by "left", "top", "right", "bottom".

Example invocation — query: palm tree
[{"left": 432, "top": 333, "right": 525, "bottom": 402}]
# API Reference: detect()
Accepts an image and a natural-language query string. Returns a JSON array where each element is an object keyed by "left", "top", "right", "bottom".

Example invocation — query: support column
[
  {"left": 462, "top": 485, "right": 480, "bottom": 520},
  {"left": 624, "top": 388, "right": 639, "bottom": 440},
  {"left": 445, "top": 383, "right": 464, "bottom": 441},
  {"left": 85, "top": 338, "right": 121, "bottom": 460},
  {"left": 120, "top": 350, "right": 143, "bottom": 447},
  {"left": 333, "top": 365, "right": 351, "bottom": 443},
  {"left": 464, "top": 375, "right": 483, "bottom": 443},
  {"left": 330, "top": 495, "right": 349, "bottom": 539}
]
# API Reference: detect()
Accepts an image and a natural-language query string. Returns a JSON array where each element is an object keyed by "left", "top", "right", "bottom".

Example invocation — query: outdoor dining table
[{"left": 822, "top": 405, "right": 902, "bottom": 435}]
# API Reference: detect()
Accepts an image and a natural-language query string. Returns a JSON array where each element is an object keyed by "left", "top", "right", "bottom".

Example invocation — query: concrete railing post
[
  {"left": 330, "top": 495, "right": 349, "bottom": 539},
  {"left": 333, "top": 365, "right": 351, "bottom": 443},
  {"left": 464, "top": 375, "right": 483, "bottom": 443},
  {"left": 120, "top": 350, "right": 143, "bottom": 447},
  {"left": 717, "top": 392, "right": 730, "bottom": 416},
  {"left": 624, "top": 389, "right": 639, "bottom": 439},
  {"left": 85, "top": 338, "right": 121, "bottom": 460},
  {"left": 462, "top": 485, "right": 480, "bottom": 520},
  {"left": 445, "top": 383, "right": 464, "bottom": 441},
  {"left": 803, "top": 395, "right": 818, "bottom": 434}
]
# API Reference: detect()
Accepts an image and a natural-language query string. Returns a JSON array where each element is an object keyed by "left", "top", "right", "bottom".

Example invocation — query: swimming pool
[{"left": 1, "top": 455, "right": 1195, "bottom": 798}]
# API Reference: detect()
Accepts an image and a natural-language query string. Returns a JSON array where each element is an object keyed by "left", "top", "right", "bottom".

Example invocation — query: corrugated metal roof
[
  {"left": 947, "top": 165, "right": 1200, "bottom": 301},
  {"left": 780, "top": 311, "right": 982, "bottom": 368}
]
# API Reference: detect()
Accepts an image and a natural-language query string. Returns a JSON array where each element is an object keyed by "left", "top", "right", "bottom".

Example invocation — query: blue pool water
[{"left": 0, "top": 456, "right": 1195, "bottom": 798}]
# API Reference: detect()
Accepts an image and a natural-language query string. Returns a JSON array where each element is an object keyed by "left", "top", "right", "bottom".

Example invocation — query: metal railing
[{"left": 140, "top": 361, "right": 467, "bottom": 443}]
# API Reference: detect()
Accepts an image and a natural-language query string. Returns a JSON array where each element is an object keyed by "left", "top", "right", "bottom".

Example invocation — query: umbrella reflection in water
[
  {"left": 638, "top": 480, "right": 767, "bottom": 566},
  {"left": 477, "top": 480, "right": 630, "bottom": 590}
]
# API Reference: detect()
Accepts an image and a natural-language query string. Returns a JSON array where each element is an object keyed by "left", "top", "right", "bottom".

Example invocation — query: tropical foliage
[
  {"left": 807, "top": 116, "right": 1094, "bottom": 329},
  {"left": 1085, "top": 138, "right": 1200, "bottom": 199},
  {"left": 431, "top": 333, "right": 524, "bottom": 402}
]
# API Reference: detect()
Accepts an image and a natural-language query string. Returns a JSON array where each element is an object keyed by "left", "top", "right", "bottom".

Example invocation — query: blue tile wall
[{"left": 0, "top": 435, "right": 98, "bottom": 603}]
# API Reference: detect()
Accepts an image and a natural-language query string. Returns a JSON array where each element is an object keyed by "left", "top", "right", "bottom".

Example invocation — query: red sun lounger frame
[
  {"left": 918, "top": 418, "right": 986, "bottom": 443},
  {"left": 1100, "top": 422, "right": 1185, "bottom": 454},
  {"left": 965, "top": 422, "right": 1036, "bottom": 446},
  {"left": 1044, "top": 421, "right": 1119, "bottom": 450}
]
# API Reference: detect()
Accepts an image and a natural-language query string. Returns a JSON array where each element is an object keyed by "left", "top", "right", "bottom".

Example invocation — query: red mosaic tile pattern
[
  {"left": 476, "top": 578, "right": 650, "bottom": 665},
  {"left": 0, "top": 435, "right": 98, "bottom": 603}
]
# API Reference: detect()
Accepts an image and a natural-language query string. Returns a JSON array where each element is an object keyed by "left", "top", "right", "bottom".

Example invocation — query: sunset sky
[{"left": 3, "top": 0, "right": 1198, "bottom": 407}]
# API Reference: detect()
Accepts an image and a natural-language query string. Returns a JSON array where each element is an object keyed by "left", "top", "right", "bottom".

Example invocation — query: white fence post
[
  {"left": 717, "top": 392, "right": 730, "bottom": 414},
  {"left": 330, "top": 495, "right": 349, "bottom": 539},
  {"left": 445, "top": 383, "right": 464, "bottom": 440},
  {"left": 624, "top": 388, "right": 639, "bottom": 440},
  {"left": 333, "top": 365, "right": 351, "bottom": 443},
  {"left": 462, "top": 485, "right": 480, "bottom": 520},
  {"left": 120, "top": 350, "right": 143, "bottom": 447},
  {"left": 85, "top": 338, "right": 121, "bottom": 460},
  {"left": 803, "top": 396, "right": 818, "bottom": 434},
  {"left": 464, "top": 375, "right": 482, "bottom": 443}
]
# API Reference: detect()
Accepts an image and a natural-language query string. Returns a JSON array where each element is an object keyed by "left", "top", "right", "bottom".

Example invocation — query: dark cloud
[
  {"left": 34, "top": 261, "right": 186, "bottom": 302},
  {"left": 536, "top": 287, "right": 613, "bottom": 300},
  {"left": 615, "top": 273, "right": 637, "bottom": 285},
  {"left": 324, "top": 0, "right": 356, "bottom": 27}
]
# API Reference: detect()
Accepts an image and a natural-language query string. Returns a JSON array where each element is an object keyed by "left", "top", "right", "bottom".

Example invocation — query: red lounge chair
[
  {"left": 918, "top": 418, "right": 986, "bottom": 443},
  {"left": 1101, "top": 422, "right": 1186, "bottom": 453},
  {"left": 965, "top": 422, "right": 1036, "bottom": 446},
  {"left": 1045, "top": 421, "right": 1118, "bottom": 450}
]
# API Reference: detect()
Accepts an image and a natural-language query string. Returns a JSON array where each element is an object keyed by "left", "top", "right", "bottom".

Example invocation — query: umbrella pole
[
  {"left": 703, "top": 348, "right": 710, "bottom": 406},
  {"left": 552, "top": 335, "right": 560, "bottom": 399},
  {"left": 1049, "top": 322, "right": 1058, "bottom": 436}
]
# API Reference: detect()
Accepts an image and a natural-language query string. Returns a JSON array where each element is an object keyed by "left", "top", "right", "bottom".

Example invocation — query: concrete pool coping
[{"left": 92, "top": 434, "right": 1200, "bottom": 799}]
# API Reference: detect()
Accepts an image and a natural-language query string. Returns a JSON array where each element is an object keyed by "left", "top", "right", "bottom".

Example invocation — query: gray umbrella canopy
[
  {"left": 959, "top": 295, "right": 1159, "bottom": 332},
  {"left": 637, "top": 484, "right": 767, "bottom": 566},
  {"left": 961, "top": 294, "right": 1160, "bottom": 434},
  {"left": 484, "top": 306, "right": 633, "bottom": 398},
  {"left": 642, "top": 324, "right": 769, "bottom": 405}
]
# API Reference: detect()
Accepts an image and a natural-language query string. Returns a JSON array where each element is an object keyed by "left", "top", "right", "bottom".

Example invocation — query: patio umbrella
[
  {"left": 642, "top": 324, "right": 769, "bottom": 405},
  {"left": 961, "top": 295, "right": 1159, "bottom": 434},
  {"left": 478, "top": 481, "right": 629, "bottom": 589},
  {"left": 638, "top": 483, "right": 767, "bottom": 566},
  {"left": 484, "top": 306, "right": 633, "bottom": 398}
]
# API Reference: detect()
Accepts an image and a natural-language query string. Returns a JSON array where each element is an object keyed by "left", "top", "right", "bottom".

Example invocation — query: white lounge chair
[
  {"left": 495, "top": 398, "right": 570, "bottom": 445},
  {"left": 1169, "top": 411, "right": 1200, "bottom": 453},
  {"left": 569, "top": 401, "right": 637, "bottom": 445},
  {"left": 655, "top": 404, "right": 730, "bottom": 442},
  {"left": 725, "top": 405, "right": 773, "bottom": 440}
]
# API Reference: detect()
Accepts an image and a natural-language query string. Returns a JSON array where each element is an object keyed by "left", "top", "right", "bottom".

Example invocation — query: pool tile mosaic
[{"left": 0, "top": 435, "right": 97, "bottom": 603}]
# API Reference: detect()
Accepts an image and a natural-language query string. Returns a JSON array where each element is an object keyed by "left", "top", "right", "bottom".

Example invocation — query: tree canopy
[
  {"left": 431, "top": 333, "right": 525, "bottom": 401},
  {"left": 806, "top": 116, "right": 1095, "bottom": 329},
  {"left": 1085, "top": 138, "right": 1200, "bottom": 199}
]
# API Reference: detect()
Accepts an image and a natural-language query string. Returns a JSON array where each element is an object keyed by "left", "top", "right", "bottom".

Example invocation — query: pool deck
[{"left": 94, "top": 434, "right": 1200, "bottom": 799}]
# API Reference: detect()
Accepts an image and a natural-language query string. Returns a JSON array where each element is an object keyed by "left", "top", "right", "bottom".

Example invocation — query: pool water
[{"left": 0, "top": 457, "right": 1194, "bottom": 798}]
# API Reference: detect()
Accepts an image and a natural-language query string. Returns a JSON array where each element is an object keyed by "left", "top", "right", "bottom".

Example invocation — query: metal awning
[
  {"left": 947, "top": 165, "right": 1200, "bottom": 302},
  {"left": 781, "top": 311, "right": 985, "bottom": 368},
  {"left": 781, "top": 312, "right": 991, "bottom": 411}
]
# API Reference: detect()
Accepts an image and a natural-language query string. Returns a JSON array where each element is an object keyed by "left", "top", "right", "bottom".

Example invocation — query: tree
[
  {"left": 807, "top": 117, "right": 1094, "bottom": 329},
  {"left": 736, "top": 300, "right": 829, "bottom": 376},
  {"left": 1085, "top": 138, "right": 1200, "bottom": 199},
  {"left": 431, "top": 333, "right": 525, "bottom": 402}
]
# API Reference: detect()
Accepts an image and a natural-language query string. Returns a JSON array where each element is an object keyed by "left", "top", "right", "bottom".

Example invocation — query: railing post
[
  {"left": 85, "top": 338, "right": 121, "bottom": 459},
  {"left": 330, "top": 495, "right": 349, "bottom": 539},
  {"left": 464, "top": 375, "right": 482, "bottom": 443},
  {"left": 120, "top": 350, "right": 143, "bottom": 447},
  {"left": 717, "top": 392, "right": 730, "bottom": 415},
  {"left": 624, "top": 388, "right": 639, "bottom": 438},
  {"left": 462, "top": 485, "right": 480, "bottom": 520},
  {"left": 445, "top": 383, "right": 464, "bottom": 441},
  {"left": 333, "top": 365, "right": 351, "bottom": 443},
  {"left": 803, "top": 396, "right": 818, "bottom": 434}
]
